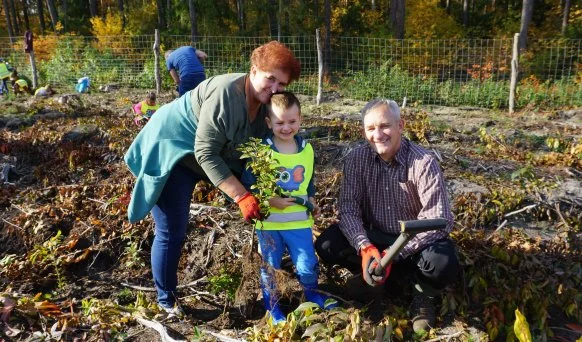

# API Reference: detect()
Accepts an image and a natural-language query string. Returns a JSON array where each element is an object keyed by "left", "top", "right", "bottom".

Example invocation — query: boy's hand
[
  {"left": 268, "top": 196, "right": 296, "bottom": 210},
  {"left": 309, "top": 197, "right": 320, "bottom": 218}
]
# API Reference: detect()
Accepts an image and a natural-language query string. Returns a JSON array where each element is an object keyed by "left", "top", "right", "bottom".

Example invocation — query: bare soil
[{"left": 0, "top": 89, "right": 580, "bottom": 341}]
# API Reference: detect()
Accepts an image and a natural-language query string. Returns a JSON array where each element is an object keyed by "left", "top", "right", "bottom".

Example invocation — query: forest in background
[{"left": 0, "top": 0, "right": 580, "bottom": 43}]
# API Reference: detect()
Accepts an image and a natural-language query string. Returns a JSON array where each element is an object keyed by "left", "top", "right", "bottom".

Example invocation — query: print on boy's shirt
[{"left": 276, "top": 165, "right": 305, "bottom": 191}]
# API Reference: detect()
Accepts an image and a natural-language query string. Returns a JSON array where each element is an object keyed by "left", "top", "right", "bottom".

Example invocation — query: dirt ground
[{"left": 0, "top": 88, "right": 580, "bottom": 341}]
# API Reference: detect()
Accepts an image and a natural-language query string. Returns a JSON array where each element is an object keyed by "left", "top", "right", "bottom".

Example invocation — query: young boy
[
  {"left": 241, "top": 91, "right": 338, "bottom": 325},
  {"left": 133, "top": 92, "right": 160, "bottom": 126}
]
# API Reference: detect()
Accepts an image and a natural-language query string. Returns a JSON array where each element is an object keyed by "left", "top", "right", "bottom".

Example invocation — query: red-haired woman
[{"left": 124, "top": 41, "right": 301, "bottom": 317}]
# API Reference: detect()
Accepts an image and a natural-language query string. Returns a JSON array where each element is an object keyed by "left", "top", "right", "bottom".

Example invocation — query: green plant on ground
[
  {"left": 208, "top": 268, "right": 241, "bottom": 301},
  {"left": 28, "top": 230, "right": 67, "bottom": 288}
]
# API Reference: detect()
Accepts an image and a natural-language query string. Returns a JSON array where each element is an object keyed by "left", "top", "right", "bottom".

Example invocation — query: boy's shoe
[
  {"left": 305, "top": 290, "right": 339, "bottom": 310},
  {"left": 158, "top": 304, "right": 185, "bottom": 320},
  {"left": 266, "top": 305, "right": 286, "bottom": 325}
]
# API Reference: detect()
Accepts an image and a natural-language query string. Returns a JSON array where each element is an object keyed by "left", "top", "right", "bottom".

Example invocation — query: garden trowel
[{"left": 364, "top": 218, "right": 448, "bottom": 287}]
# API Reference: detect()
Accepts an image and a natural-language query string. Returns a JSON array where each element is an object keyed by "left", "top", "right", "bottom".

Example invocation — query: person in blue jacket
[
  {"left": 124, "top": 41, "right": 301, "bottom": 319},
  {"left": 241, "top": 92, "right": 338, "bottom": 325},
  {"left": 165, "top": 46, "right": 208, "bottom": 96}
]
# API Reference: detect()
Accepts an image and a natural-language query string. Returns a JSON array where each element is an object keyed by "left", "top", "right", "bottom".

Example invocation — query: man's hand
[
  {"left": 361, "top": 244, "right": 391, "bottom": 286},
  {"left": 236, "top": 192, "right": 261, "bottom": 222},
  {"left": 195, "top": 49, "right": 208, "bottom": 61}
]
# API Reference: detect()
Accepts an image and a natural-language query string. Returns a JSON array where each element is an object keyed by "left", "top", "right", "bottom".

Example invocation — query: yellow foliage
[
  {"left": 27, "top": 35, "right": 60, "bottom": 62},
  {"left": 90, "top": 12, "right": 129, "bottom": 53},
  {"left": 406, "top": 0, "right": 462, "bottom": 39},
  {"left": 90, "top": 13, "right": 124, "bottom": 37},
  {"left": 514, "top": 308, "right": 532, "bottom": 342}
]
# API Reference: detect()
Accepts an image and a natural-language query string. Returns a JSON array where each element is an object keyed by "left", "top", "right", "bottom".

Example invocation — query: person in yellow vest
[
  {"left": 133, "top": 92, "right": 160, "bottom": 126},
  {"left": 34, "top": 84, "right": 55, "bottom": 97},
  {"left": 0, "top": 59, "right": 14, "bottom": 95},
  {"left": 241, "top": 92, "right": 339, "bottom": 325},
  {"left": 10, "top": 71, "right": 31, "bottom": 95}
]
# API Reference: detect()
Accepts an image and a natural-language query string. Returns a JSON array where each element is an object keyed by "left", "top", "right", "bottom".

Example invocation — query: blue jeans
[
  {"left": 151, "top": 164, "right": 203, "bottom": 308},
  {"left": 257, "top": 228, "right": 319, "bottom": 299},
  {"left": 178, "top": 73, "right": 205, "bottom": 96}
]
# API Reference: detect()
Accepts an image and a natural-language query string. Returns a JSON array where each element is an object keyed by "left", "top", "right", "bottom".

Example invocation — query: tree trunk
[
  {"left": 9, "top": 0, "right": 19, "bottom": 34},
  {"left": 277, "top": 0, "right": 282, "bottom": 40},
  {"left": 118, "top": 0, "right": 125, "bottom": 28},
  {"left": 561, "top": 0, "right": 571, "bottom": 35},
  {"left": 166, "top": 0, "right": 171, "bottom": 29},
  {"left": 3, "top": 0, "right": 15, "bottom": 44},
  {"left": 463, "top": 0, "right": 469, "bottom": 27},
  {"left": 267, "top": 0, "right": 277, "bottom": 38},
  {"left": 45, "top": 0, "right": 58, "bottom": 32},
  {"left": 36, "top": 0, "right": 45, "bottom": 34},
  {"left": 22, "top": 0, "right": 30, "bottom": 30},
  {"left": 89, "top": 0, "right": 97, "bottom": 17},
  {"left": 314, "top": 0, "right": 318, "bottom": 17},
  {"left": 188, "top": 0, "right": 198, "bottom": 43},
  {"left": 371, "top": 0, "right": 375, "bottom": 10},
  {"left": 519, "top": 0, "right": 534, "bottom": 50},
  {"left": 156, "top": 0, "right": 166, "bottom": 29},
  {"left": 236, "top": 0, "right": 244, "bottom": 33},
  {"left": 323, "top": 0, "right": 330, "bottom": 80},
  {"left": 389, "top": 0, "right": 405, "bottom": 39},
  {"left": 60, "top": 0, "right": 66, "bottom": 32}
]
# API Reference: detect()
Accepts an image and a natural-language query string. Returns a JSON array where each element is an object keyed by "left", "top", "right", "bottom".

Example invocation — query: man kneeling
[{"left": 315, "top": 99, "right": 460, "bottom": 333}]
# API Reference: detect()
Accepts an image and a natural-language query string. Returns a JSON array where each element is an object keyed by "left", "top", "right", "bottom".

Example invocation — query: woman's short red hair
[{"left": 251, "top": 41, "right": 301, "bottom": 82}]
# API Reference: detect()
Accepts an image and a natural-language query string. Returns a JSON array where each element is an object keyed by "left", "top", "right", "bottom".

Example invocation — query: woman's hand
[{"left": 268, "top": 196, "right": 296, "bottom": 210}]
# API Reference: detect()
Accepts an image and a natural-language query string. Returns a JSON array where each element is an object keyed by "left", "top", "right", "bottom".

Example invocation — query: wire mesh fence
[{"left": 0, "top": 34, "right": 579, "bottom": 109}]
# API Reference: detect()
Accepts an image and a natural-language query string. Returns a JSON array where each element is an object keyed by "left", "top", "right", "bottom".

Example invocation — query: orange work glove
[
  {"left": 236, "top": 192, "right": 261, "bottom": 222},
  {"left": 361, "top": 245, "right": 392, "bottom": 287}
]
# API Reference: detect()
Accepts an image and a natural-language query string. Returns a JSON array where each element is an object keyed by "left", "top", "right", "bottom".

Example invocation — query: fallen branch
[
  {"left": 1, "top": 218, "right": 23, "bottom": 230},
  {"left": 504, "top": 204, "right": 537, "bottom": 218},
  {"left": 424, "top": 330, "right": 464, "bottom": 342},
  {"left": 10, "top": 204, "right": 32, "bottom": 216},
  {"left": 121, "top": 276, "right": 208, "bottom": 292},
  {"left": 134, "top": 317, "right": 185, "bottom": 342},
  {"left": 198, "top": 328, "right": 244, "bottom": 342},
  {"left": 312, "top": 288, "right": 354, "bottom": 306},
  {"left": 486, "top": 219, "right": 507, "bottom": 241}
]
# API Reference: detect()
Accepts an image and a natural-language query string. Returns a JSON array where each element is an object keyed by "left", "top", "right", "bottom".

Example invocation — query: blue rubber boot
[
  {"left": 303, "top": 285, "right": 339, "bottom": 310},
  {"left": 262, "top": 286, "right": 286, "bottom": 325}
]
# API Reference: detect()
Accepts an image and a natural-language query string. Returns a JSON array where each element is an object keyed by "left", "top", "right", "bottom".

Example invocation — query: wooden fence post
[
  {"left": 316, "top": 28, "right": 323, "bottom": 105},
  {"left": 28, "top": 51, "right": 38, "bottom": 89},
  {"left": 153, "top": 29, "right": 161, "bottom": 95},
  {"left": 25, "top": 31, "right": 39, "bottom": 89},
  {"left": 509, "top": 33, "right": 519, "bottom": 113}
]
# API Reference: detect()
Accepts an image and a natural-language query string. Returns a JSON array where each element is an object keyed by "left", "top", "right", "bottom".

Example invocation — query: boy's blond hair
[{"left": 268, "top": 91, "right": 301, "bottom": 115}]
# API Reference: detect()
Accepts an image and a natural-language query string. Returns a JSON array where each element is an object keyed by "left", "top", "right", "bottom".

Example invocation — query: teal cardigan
[{"left": 124, "top": 73, "right": 269, "bottom": 223}]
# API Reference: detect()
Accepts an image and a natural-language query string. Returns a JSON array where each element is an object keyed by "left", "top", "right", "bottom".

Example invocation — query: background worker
[
  {"left": 0, "top": 59, "right": 14, "bottom": 95},
  {"left": 133, "top": 92, "right": 160, "bottom": 127},
  {"left": 165, "top": 46, "right": 207, "bottom": 96}
]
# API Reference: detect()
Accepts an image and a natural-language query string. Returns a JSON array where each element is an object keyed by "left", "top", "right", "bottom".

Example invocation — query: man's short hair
[
  {"left": 268, "top": 91, "right": 301, "bottom": 115},
  {"left": 360, "top": 98, "right": 401, "bottom": 121}
]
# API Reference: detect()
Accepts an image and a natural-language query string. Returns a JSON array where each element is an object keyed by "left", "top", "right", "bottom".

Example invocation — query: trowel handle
[{"left": 372, "top": 218, "right": 448, "bottom": 276}]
